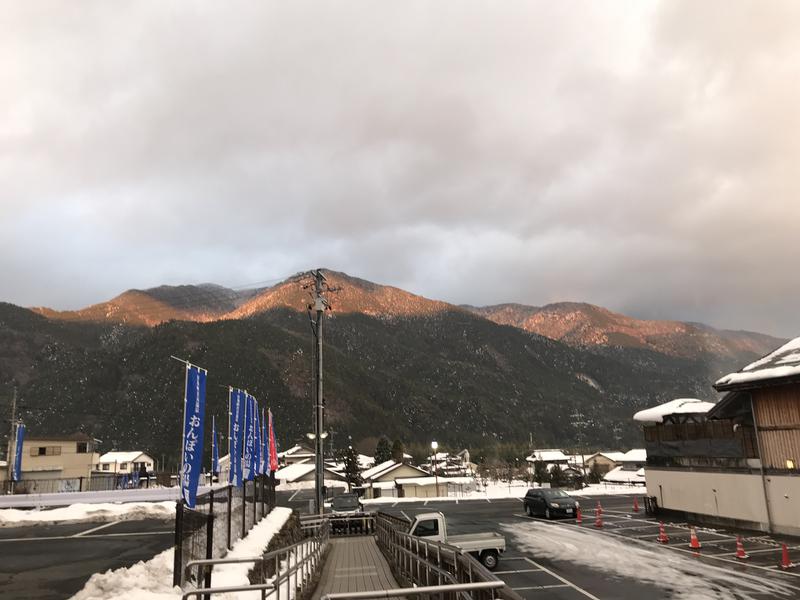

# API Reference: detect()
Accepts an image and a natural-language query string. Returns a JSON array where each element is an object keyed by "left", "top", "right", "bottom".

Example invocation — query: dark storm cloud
[{"left": 1, "top": 1, "right": 799, "bottom": 336}]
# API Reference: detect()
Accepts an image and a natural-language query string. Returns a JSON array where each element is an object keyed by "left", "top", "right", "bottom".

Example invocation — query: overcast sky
[{"left": 2, "top": 1, "right": 799, "bottom": 336}]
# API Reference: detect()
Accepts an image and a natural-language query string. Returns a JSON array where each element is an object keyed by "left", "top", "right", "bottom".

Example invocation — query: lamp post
[
  {"left": 306, "top": 431, "right": 329, "bottom": 514},
  {"left": 431, "top": 441, "right": 439, "bottom": 498}
]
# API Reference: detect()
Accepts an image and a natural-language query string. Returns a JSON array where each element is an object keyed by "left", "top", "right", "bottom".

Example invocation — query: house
[
  {"left": 639, "top": 342, "right": 800, "bottom": 535},
  {"left": 359, "top": 460, "right": 429, "bottom": 499},
  {"left": 273, "top": 462, "right": 346, "bottom": 485},
  {"left": 395, "top": 476, "right": 476, "bottom": 498},
  {"left": 277, "top": 444, "right": 315, "bottom": 466},
  {"left": 584, "top": 452, "right": 626, "bottom": 474},
  {"left": 421, "top": 450, "right": 474, "bottom": 477},
  {"left": 525, "top": 449, "right": 568, "bottom": 475},
  {"left": 1, "top": 432, "right": 99, "bottom": 483},
  {"left": 95, "top": 451, "right": 155, "bottom": 475}
]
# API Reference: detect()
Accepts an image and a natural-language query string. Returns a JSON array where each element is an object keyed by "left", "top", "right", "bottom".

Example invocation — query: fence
[
  {"left": 375, "top": 512, "right": 522, "bottom": 600},
  {"left": 0, "top": 471, "right": 195, "bottom": 495},
  {"left": 174, "top": 474, "right": 276, "bottom": 588}
]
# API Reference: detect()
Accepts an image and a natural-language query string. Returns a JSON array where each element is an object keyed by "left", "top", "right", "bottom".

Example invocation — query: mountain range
[{"left": 0, "top": 270, "right": 784, "bottom": 465}]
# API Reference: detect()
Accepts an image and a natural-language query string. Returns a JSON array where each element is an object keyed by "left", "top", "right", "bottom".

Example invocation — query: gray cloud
[{"left": 1, "top": 1, "right": 799, "bottom": 336}]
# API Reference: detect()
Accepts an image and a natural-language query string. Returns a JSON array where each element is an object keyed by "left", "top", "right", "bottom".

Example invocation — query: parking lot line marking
[
  {"left": 495, "top": 568, "right": 542, "bottom": 574},
  {"left": 604, "top": 523, "right": 661, "bottom": 532},
  {"left": 486, "top": 498, "right": 491, "bottom": 503},
  {"left": 288, "top": 489, "right": 301, "bottom": 501},
  {"left": 710, "top": 545, "right": 800, "bottom": 557},
  {"left": 0, "top": 530, "right": 172, "bottom": 543},
  {"left": 400, "top": 511, "right": 410, "bottom": 521},
  {"left": 512, "top": 584, "right": 569, "bottom": 591},
  {"left": 523, "top": 557, "right": 601, "bottom": 599},
  {"left": 73, "top": 521, "right": 120, "bottom": 537},
  {"left": 392, "top": 502, "right": 398, "bottom": 507}
]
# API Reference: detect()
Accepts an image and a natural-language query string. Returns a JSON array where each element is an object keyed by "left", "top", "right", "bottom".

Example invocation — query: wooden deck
[{"left": 311, "top": 537, "right": 401, "bottom": 599}]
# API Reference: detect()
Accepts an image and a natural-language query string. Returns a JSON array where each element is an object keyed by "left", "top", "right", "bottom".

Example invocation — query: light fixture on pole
[{"left": 431, "top": 441, "right": 440, "bottom": 498}]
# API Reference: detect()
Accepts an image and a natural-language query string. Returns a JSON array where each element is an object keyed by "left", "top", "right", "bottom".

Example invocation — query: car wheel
[
  {"left": 480, "top": 550, "right": 499, "bottom": 571},
  {"left": 526, "top": 504, "right": 533, "bottom": 517},
  {"left": 545, "top": 508, "right": 551, "bottom": 520}
]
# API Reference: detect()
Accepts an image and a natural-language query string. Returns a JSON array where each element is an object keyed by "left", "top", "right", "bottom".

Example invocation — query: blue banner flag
[
  {"left": 11, "top": 422, "right": 25, "bottom": 482},
  {"left": 228, "top": 388, "right": 244, "bottom": 487},
  {"left": 253, "top": 401, "right": 261, "bottom": 477},
  {"left": 212, "top": 415, "right": 220, "bottom": 474},
  {"left": 243, "top": 394, "right": 255, "bottom": 481},
  {"left": 180, "top": 364, "right": 207, "bottom": 508}
]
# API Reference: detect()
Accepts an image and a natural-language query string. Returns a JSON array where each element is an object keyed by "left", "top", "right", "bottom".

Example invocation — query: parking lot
[{"left": 376, "top": 493, "right": 800, "bottom": 599}]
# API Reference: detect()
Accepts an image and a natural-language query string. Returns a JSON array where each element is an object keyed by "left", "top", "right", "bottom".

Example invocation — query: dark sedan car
[{"left": 523, "top": 488, "right": 579, "bottom": 519}]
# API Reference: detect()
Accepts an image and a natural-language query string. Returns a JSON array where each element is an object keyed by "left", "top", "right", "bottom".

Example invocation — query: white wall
[{"left": 646, "top": 468, "right": 800, "bottom": 535}]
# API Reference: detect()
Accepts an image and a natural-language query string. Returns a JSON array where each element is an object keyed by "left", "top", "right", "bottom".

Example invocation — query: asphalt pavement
[{"left": 0, "top": 518, "right": 174, "bottom": 600}]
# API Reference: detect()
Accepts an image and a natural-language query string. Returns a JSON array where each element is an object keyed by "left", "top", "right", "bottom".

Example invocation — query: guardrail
[
  {"left": 375, "top": 512, "right": 522, "bottom": 600},
  {"left": 182, "top": 519, "right": 329, "bottom": 600}
]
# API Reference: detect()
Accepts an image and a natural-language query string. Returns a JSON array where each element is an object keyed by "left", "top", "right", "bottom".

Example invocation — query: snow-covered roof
[
  {"left": 274, "top": 463, "right": 315, "bottom": 482},
  {"left": 589, "top": 451, "right": 626, "bottom": 463},
  {"left": 372, "top": 481, "right": 397, "bottom": 489},
  {"left": 361, "top": 459, "right": 396, "bottom": 480},
  {"left": 633, "top": 398, "right": 716, "bottom": 423},
  {"left": 357, "top": 454, "right": 374, "bottom": 469},
  {"left": 715, "top": 337, "right": 800, "bottom": 390},
  {"left": 99, "top": 451, "right": 148, "bottom": 463},
  {"left": 620, "top": 449, "right": 646, "bottom": 463},
  {"left": 526, "top": 449, "right": 567, "bottom": 463},
  {"left": 603, "top": 465, "right": 646, "bottom": 484},
  {"left": 277, "top": 445, "right": 314, "bottom": 458}
]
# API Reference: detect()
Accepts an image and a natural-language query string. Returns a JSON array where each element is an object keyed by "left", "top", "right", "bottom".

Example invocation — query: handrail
[
  {"left": 182, "top": 583, "right": 275, "bottom": 599},
  {"left": 321, "top": 581, "right": 504, "bottom": 599}
]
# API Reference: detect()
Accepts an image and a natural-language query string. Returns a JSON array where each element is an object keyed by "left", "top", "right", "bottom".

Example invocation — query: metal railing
[
  {"left": 174, "top": 474, "right": 277, "bottom": 587},
  {"left": 300, "top": 512, "right": 376, "bottom": 537},
  {"left": 375, "top": 512, "right": 522, "bottom": 600},
  {"left": 321, "top": 581, "right": 505, "bottom": 599},
  {"left": 182, "top": 519, "right": 329, "bottom": 600}
]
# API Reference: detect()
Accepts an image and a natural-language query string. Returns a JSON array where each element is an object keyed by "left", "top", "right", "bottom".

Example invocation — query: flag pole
[{"left": 178, "top": 362, "right": 189, "bottom": 494}]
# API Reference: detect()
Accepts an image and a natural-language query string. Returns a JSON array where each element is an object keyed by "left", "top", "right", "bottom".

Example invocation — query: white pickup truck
[{"left": 405, "top": 511, "right": 506, "bottom": 570}]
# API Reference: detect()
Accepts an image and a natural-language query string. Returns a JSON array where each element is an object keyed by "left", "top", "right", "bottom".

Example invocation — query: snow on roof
[
  {"left": 361, "top": 459, "right": 396, "bottom": 480},
  {"left": 99, "top": 451, "right": 147, "bottom": 463},
  {"left": 603, "top": 465, "right": 646, "bottom": 484},
  {"left": 274, "top": 463, "right": 315, "bottom": 482},
  {"left": 526, "top": 449, "right": 567, "bottom": 463},
  {"left": 395, "top": 476, "right": 474, "bottom": 486},
  {"left": 277, "top": 445, "right": 314, "bottom": 458},
  {"left": 633, "top": 398, "right": 716, "bottom": 423},
  {"left": 620, "top": 449, "right": 647, "bottom": 462},
  {"left": 715, "top": 337, "right": 800, "bottom": 389},
  {"left": 357, "top": 454, "right": 374, "bottom": 469},
  {"left": 591, "top": 451, "right": 626, "bottom": 462}
]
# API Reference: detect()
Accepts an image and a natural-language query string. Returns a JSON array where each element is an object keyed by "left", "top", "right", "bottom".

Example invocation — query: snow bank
[
  {"left": 0, "top": 501, "right": 175, "bottom": 526},
  {"left": 71, "top": 548, "right": 179, "bottom": 600},
  {"left": 503, "top": 521, "right": 796, "bottom": 600},
  {"left": 70, "top": 506, "right": 293, "bottom": 600}
]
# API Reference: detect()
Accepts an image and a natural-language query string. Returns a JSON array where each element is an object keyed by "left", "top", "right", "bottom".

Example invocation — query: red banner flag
[{"left": 268, "top": 409, "right": 279, "bottom": 473}]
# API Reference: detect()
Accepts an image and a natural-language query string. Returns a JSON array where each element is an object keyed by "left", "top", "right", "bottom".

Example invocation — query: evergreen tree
[
  {"left": 550, "top": 464, "right": 566, "bottom": 487},
  {"left": 374, "top": 436, "right": 392, "bottom": 464},
  {"left": 391, "top": 439, "right": 405, "bottom": 463},
  {"left": 337, "top": 446, "right": 362, "bottom": 491},
  {"left": 532, "top": 460, "right": 548, "bottom": 485}
]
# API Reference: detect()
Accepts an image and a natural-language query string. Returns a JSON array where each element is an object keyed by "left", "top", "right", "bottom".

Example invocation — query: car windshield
[
  {"left": 541, "top": 489, "right": 570, "bottom": 498},
  {"left": 332, "top": 495, "right": 360, "bottom": 510}
]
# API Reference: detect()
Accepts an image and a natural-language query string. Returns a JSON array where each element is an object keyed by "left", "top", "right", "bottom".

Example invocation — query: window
[
  {"left": 120, "top": 463, "right": 128, "bottom": 470},
  {"left": 31, "top": 446, "right": 61, "bottom": 456},
  {"left": 77, "top": 442, "right": 89, "bottom": 453},
  {"left": 414, "top": 519, "right": 439, "bottom": 537},
  {"left": 102, "top": 464, "right": 110, "bottom": 471}
]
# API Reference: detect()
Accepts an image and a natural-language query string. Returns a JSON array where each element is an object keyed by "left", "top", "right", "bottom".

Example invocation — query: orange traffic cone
[
  {"left": 576, "top": 506, "right": 583, "bottom": 524},
  {"left": 657, "top": 522, "right": 669, "bottom": 544},
  {"left": 735, "top": 536, "right": 749, "bottom": 560},
  {"left": 594, "top": 508, "right": 603, "bottom": 528},
  {"left": 596, "top": 500, "right": 603, "bottom": 515},
  {"left": 632, "top": 496, "right": 640, "bottom": 513},
  {"left": 780, "top": 544, "right": 795, "bottom": 570},
  {"left": 689, "top": 526, "right": 702, "bottom": 550}
]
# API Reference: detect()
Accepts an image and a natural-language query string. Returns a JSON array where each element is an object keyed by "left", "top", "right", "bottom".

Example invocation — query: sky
[{"left": 2, "top": 1, "right": 799, "bottom": 336}]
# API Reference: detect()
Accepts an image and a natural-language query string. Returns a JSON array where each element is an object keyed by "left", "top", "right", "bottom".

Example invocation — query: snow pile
[
  {"left": 503, "top": 521, "right": 796, "bottom": 600},
  {"left": 633, "top": 398, "right": 716, "bottom": 423},
  {"left": 71, "top": 547, "right": 178, "bottom": 600},
  {"left": 70, "top": 506, "right": 293, "bottom": 600},
  {"left": 0, "top": 501, "right": 175, "bottom": 526},
  {"left": 716, "top": 336, "right": 800, "bottom": 388},
  {"left": 210, "top": 506, "right": 293, "bottom": 599}
]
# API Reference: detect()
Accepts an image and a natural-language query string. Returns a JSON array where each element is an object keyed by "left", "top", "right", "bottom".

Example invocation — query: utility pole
[
  {"left": 307, "top": 269, "right": 331, "bottom": 515},
  {"left": 6, "top": 384, "right": 17, "bottom": 478}
]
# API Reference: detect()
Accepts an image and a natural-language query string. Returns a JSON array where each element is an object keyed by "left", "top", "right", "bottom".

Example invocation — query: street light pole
[{"left": 431, "top": 441, "right": 439, "bottom": 498}]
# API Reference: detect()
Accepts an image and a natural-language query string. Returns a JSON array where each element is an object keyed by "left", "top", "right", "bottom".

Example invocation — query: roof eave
[{"left": 713, "top": 373, "right": 800, "bottom": 394}]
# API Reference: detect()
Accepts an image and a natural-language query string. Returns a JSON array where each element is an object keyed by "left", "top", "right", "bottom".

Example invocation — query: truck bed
[{"left": 447, "top": 531, "right": 506, "bottom": 553}]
